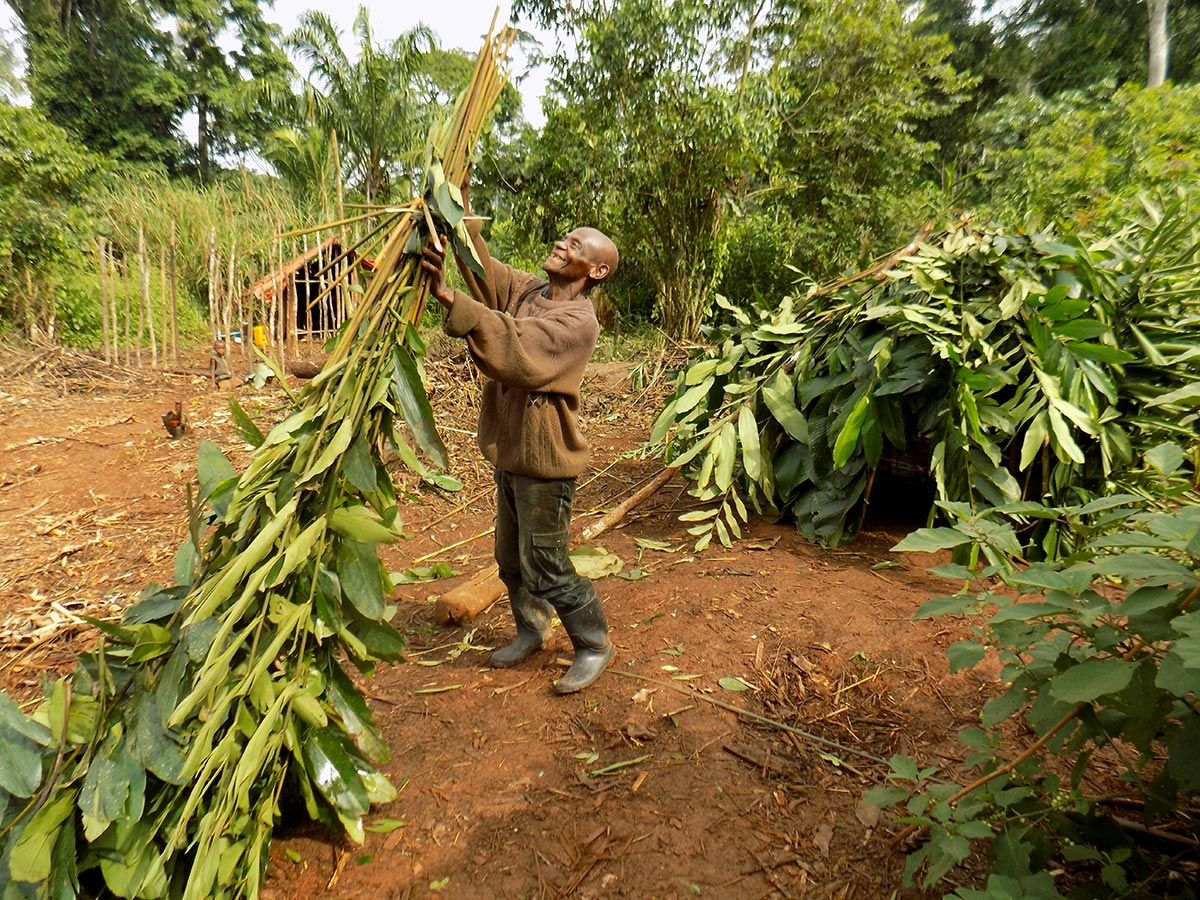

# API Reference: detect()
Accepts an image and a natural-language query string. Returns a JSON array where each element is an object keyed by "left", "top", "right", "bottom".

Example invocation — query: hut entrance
[{"left": 248, "top": 238, "right": 360, "bottom": 350}]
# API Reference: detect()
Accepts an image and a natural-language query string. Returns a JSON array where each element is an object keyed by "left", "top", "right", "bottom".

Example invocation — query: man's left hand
[{"left": 421, "top": 243, "right": 454, "bottom": 311}]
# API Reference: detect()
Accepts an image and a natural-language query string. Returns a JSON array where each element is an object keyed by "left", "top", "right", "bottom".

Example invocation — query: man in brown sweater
[{"left": 421, "top": 219, "right": 620, "bottom": 693}]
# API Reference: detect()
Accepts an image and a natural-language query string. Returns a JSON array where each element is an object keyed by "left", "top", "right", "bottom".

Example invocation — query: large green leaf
[
  {"left": 302, "top": 728, "right": 370, "bottom": 823},
  {"left": 342, "top": 433, "right": 378, "bottom": 493},
  {"left": 7, "top": 789, "right": 75, "bottom": 883},
  {"left": 329, "top": 505, "right": 397, "bottom": 545},
  {"left": 128, "top": 694, "right": 185, "bottom": 784},
  {"left": 1048, "top": 658, "right": 1136, "bottom": 703},
  {"left": 0, "top": 692, "right": 52, "bottom": 745},
  {"left": 893, "top": 527, "right": 972, "bottom": 553},
  {"left": 714, "top": 420, "right": 737, "bottom": 491},
  {"left": 329, "top": 664, "right": 389, "bottom": 763},
  {"left": 737, "top": 404, "right": 762, "bottom": 483},
  {"left": 762, "top": 370, "right": 808, "bottom": 441},
  {"left": 390, "top": 341, "right": 448, "bottom": 470},
  {"left": 336, "top": 540, "right": 385, "bottom": 620},
  {"left": 0, "top": 722, "right": 43, "bottom": 799},
  {"left": 228, "top": 399, "right": 266, "bottom": 448},
  {"left": 832, "top": 393, "right": 871, "bottom": 469},
  {"left": 79, "top": 745, "right": 138, "bottom": 841},
  {"left": 302, "top": 416, "right": 356, "bottom": 483},
  {"left": 196, "top": 441, "right": 238, "bottom": 516},
  {"left": 343, "top": 613, "right": 407, "bottom": 665}
]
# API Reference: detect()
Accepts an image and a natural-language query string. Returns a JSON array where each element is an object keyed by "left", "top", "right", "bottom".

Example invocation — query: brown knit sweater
[{"left": 442, "top": 236, "right": 600, "bottom": 480}]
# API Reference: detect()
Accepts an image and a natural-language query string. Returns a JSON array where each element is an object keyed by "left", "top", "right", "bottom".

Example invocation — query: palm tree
[
  {"left": 260, "top": 125, "right": 340, "bottom": 217},
  {"left": 288, "top": 6, "right": 434, "bottom": 203}
]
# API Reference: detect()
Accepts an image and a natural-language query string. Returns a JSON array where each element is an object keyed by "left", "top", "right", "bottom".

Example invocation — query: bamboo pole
[
  {"left": 236, "top": 260, "right": 247, "bottom": 368},
  {"left": 225, "top": 237, "right": 236, "bottom": 360},
  {"left": 98, "top": 239, "right": 111, "bottom": 365},
  {"left": 269, "top": 235, "right": 281, "bottom": 365},
  {"left": 141, "top": 223, "right": 157, "bottom": 368},
  {"left": 207, "top": 228, "right": 218, "bottom": 344},
  {"left": 109, "top": 245, "right": 120, "bottom": 366},
  {"left": 268, "top": 241, "right": 277, "bottom": 358},
  {"left": 298, "top": 234, "right": 309, "bottom": 352},
  {"left": 277, "top": 238, "right": 287, "bottom": 366},
  {"left": 122, "top": 256, "right": 132, "bottom": 367},
  {"left": 169, "top": 221, "right": 179, "bottom": 364},
  {"left": 160, "top": 245, "right": 169, "bottom": 363},
  {"left": 135, "top": 230, "right": 145, "bottom": 367},
  {"left": 315, "top": 232, "right": 328, "bottom": 347}
]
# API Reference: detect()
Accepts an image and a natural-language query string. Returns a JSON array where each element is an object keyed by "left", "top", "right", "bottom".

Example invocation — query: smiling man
[{"left": 422, "top": 209, "right": 620, "bottom": 694}]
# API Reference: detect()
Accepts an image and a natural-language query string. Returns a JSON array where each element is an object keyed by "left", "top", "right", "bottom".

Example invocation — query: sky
[
  {"left": 0, "top": 0, "right": 554, "bottom": 124},
  {"left": 266, "top": 0, "right": 553, "bottom": 123}
]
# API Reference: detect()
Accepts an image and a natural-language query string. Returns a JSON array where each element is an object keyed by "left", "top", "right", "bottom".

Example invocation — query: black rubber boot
[
  {"left": 490, "top": 588, "right": 554, "bottom": 668},
  {"left": 553, "top": 596, "right": 614, "bottom": 694}
]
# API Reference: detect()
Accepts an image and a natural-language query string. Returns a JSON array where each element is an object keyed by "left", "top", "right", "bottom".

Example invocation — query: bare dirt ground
[{"left": 0, "top": 339, "right": 1001, "bottom": 899}]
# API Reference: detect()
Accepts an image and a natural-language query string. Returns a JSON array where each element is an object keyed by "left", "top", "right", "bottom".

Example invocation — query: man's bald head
[{"left": 575, "top": 227, "right": 619, "bottom": 286}]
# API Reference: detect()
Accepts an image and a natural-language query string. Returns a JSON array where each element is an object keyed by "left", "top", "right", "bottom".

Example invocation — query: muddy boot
[
  {"left": 491, "top": 588, "right": 553, "bottom": 668},
  {"left": 554, "top": 596, "right": 614, "bottom": 694}
]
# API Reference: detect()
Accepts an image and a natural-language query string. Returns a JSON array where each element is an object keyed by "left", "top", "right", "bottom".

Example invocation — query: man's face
[{"left": 542, "top": 229, "right": 596, "bottom": 282}]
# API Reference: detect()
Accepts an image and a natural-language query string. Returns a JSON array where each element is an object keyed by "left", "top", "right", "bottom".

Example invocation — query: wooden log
[
  {"left": 287, "top": 359, "right": 322, "bottom": 379},
  {"left": 428, "top": 467, "right": 675, "bottom": 626},
  {"left": 431, "top": 567, "right": 506, "bottom": 626}
]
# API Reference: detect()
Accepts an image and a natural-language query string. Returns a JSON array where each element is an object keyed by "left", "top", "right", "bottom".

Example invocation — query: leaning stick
[{"left": 580, "top": 467, "right": 675, "bottom": 541}]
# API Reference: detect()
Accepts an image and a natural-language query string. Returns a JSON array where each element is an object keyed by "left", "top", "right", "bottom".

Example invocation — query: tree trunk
[
  {"left": 659, "top": 259, "right": 710, "bottom": 342},
  {"left": 1148, "top": 0, "right": 1169, "bottom": 87},
  {"left": 197, "top": 93, "right": 210, "bottom": 183}
]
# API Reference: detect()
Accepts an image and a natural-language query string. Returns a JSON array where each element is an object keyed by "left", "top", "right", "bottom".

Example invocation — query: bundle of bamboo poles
[{"left": 0, "top": 22, "right": 513, "bottom": 900}]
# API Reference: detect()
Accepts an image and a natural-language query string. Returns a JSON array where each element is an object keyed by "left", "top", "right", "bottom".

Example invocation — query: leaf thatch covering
[
  {"left": 0, "top": 23, "right": 513, "bottom": 900},
  {"left": 652, "top": 202, "right": 1200, "bottom": 548}
]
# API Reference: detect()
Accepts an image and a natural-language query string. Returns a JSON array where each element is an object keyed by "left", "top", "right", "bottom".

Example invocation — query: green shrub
[
  {"left": 651, "top": 203, "right": 1200, "bottom": 548},
  {"left": 871, "top": 495, "right": 1200, "bottom": 898},
  {"left": 972, "top": 82, "right": 1200, "bottom": 232}
]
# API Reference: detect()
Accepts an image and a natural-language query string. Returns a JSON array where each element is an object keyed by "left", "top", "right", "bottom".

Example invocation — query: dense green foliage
[
  {"left": 508, "top": 0, "right": 966, "bottom": 336},
  {"left": 13, "top": 0, "right": 187, "bottom": 170},
  {"left": 9, "top": 0, "right": 291, "bottom": 177},
  {"left": 0, "top": 105, "right": 106, "bottom": 339},
  {"left": 167, "top": 0, "right": 294, "bottom": 180},
  {"left": 651, "top": 204, "right": 1200, "bottom": 547},
  {"left": 971, "top": 82, "right": 1200, "bottom": 232},
  {"left": 284, "top": 10, "right": 433, "bottom": 202},
  {"left": 507, "top": 0, "right": 753, "bottom": 339},
  {"left": 1002, "top": 0, "right": 1200, "bottom": 92},
  {"left": 870, "top": 496, "right": 1199, "bottom": 898}
]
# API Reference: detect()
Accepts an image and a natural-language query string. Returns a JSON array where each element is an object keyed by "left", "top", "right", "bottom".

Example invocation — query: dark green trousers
[{"left": 493, "top": 468, "right": 595, "bottom": 614}]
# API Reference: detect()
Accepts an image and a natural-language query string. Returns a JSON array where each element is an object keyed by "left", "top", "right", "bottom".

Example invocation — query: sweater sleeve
[
  {"left": 453, "top": 226, "right": 536, "bottom": 314},
  {"left": 442, "top": 292, "right": 599, "bottom": 393}
]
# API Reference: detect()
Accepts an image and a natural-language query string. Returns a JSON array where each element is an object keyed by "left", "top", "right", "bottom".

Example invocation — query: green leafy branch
[
  {"left": 651, "top": 204, "right": 1200, "bottom": 548},
  {"left": 0, "top": 26, "right": 514, "bottom": 900},
  {"left": 868, "top": 498, "right": 1200, "bottom": 897}
]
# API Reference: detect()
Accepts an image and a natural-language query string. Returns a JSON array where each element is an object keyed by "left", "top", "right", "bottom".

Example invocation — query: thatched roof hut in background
[{"left": 248, "top": 237, "right": 374, "bottom": 351}]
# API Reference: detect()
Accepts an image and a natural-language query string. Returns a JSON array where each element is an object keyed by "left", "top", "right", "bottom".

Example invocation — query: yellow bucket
[{"left": 253, "top": 325, "right": 268, "bottom": 348}]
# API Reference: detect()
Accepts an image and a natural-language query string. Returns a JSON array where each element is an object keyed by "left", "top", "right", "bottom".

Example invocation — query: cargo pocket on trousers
[{"left": 528, "top": 530, "right": 570, "bottom": 594}]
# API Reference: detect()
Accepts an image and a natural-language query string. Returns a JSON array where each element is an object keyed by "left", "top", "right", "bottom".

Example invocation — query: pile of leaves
[
  {"left": 872, "top": 496, "right": 1200, "bottom": 898},
  {"left": 0, "top": 24, "right": 512, "bottom": 900},
  {"left": 651, "top": 201, "right": 1200, "bottom": 547}
]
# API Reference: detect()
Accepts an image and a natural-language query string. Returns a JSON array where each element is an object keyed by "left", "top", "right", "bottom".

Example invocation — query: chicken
[{"left": 162, "top": 401, "right": 185, "bottom": 438}]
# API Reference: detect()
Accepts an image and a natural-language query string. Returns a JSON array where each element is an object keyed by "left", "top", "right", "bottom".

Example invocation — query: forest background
[{"left": 0, "top": 0, "right": 1197, "bottom": 348}]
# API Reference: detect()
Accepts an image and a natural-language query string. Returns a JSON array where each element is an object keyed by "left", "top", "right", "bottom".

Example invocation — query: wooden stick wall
[{"left": 92, "top": 226, "right": 353, "bottom": 370}]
